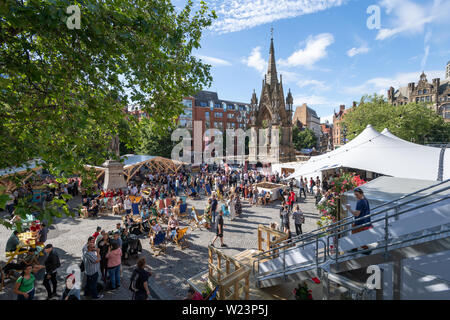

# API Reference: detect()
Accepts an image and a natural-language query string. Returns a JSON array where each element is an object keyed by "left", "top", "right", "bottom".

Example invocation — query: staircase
[{"left": 252, "top": 179, "right": 450, "bottom": 291}]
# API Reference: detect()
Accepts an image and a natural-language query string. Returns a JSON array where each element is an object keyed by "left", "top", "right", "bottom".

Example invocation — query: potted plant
[{"left": 293, "top": 282, "right": 313, "bottom": 300}]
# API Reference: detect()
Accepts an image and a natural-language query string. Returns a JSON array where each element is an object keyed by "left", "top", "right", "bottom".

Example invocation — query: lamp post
[{"left": 341, "top": 125, "right": 347, "bottom": 145}]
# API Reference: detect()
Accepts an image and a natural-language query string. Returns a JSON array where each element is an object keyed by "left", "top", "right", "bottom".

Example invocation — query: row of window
[
  {"left": 205, "top": 112, "right": 240, "bottom": 120},
  {"left": 205, "top": 121, "right": 245, "bottom": 129},
  {"left": 197, "top": 101, "right": 249, "bottom": 111},
  {"left": 418, "top": 89, "right": 430, "bottom": 95}
]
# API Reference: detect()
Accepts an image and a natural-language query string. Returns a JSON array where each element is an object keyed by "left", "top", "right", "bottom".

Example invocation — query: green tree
[
  {"left": 0, "top": 0, "right": 216, "bottom": 229},
  {"left": 137, "top": 118, "right": 176, "bottom": 158},
  {"left": 342, "top": 94, "right": 450, "bottom": 144},
  {"left": 292, "top": 126, "right": 318, "bottom": 150}
]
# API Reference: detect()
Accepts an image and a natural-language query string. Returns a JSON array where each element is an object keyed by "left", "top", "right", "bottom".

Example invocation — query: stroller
[{"left": 126, "top": 236, "right": 142, "bottom": 258}]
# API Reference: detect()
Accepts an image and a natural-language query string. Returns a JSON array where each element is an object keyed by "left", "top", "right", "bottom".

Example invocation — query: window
[
  {"left": 182, "top": 108, "right": 192, "bottom": 117},
  {"left": 426, "top": 96, "right": 430, "bottom": 102},
  {"left": 214, "top": 122, "right": 223, "bottom": 130},
  {"left": 215, "top": 103, "right": 221, "bottom": 109},
  {"left": 205, "top": 112, "right": 210, "bottom": 120},
  {"left": 418, "top": 90, "right": 422, "bottom": 95},
  {"left": 227, "top": 104, "right": 234, "bottom": 110},
  {"left": 416, "top": 97, "right": 419, "bottom": 103},
  {"left": 182, "top": 99, "right": 193, "bottom": 108},
  {"left": 420, "top": 97, "right": 425, "bottom": 102},
  {"left": 214, "top": 112, "right": 223, "bottom": 118},
  {"left": 423, "top": 89, "right": 427, "bottom": 94},
  {"left": 200, "top": 101, "right": 208, "bottom": 107},
  {"left": 227, "top": 122, "right": 236, "bottom": 129},
  {"left": 227, "top": 113, "right": 234, "bottom": 119},
  {"left": 205, "top": 120, "right": 210, "bottom": 128}
]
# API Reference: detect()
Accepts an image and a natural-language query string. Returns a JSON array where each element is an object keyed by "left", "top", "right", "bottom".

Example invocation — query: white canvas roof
[{"left": 288, "top": 125, "right": 447, "bottom": 181}]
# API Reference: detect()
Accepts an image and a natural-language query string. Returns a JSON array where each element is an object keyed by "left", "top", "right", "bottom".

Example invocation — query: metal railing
[
  {"left": 253, "top": 180, "right": 450, "bottom": 283},
  {"left": 254, "top": 178, "right": 450, "bottom": 257}
]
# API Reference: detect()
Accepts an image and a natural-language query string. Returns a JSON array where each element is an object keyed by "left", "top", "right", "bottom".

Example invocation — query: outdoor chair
[
  {"left": 174, "top": 227, "right": 189, "bottom": 250},
  {"left": 189, "top": 206, "right": 207, "bottom": 231},
  {"left": 150, "top": 231, "right": 167, "bottom": 256}
]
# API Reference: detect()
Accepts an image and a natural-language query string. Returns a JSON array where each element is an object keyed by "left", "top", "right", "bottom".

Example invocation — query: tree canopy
[
  {"left": 0, "top": 0, "right": 216, "bottom": 229},
  {"left": 136, "top": 118, "right": 176, "bottom": 159},
  {"left": 342, "top": 94, "right": 450, "bottom": 144},
  {"left": 292, "top": 126, "right": 318, "bottom": 150}
]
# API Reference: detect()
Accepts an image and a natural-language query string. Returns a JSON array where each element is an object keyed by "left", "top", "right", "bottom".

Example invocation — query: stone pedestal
[{"left": 102, "top": 160, "right": 127, "bottom": 191}]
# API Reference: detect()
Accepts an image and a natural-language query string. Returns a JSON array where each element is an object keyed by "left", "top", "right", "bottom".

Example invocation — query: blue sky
[{"left": 174, "top": 0, "right": 450, "bottom": 122}]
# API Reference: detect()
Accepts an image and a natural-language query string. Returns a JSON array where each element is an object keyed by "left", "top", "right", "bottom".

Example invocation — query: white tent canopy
[{"left": 288, "top": 125, "right": 448, "bottom": 181}]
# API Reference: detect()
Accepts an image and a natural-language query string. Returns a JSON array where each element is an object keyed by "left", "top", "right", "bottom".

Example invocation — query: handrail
[
  {"left": 255, "top": 185, "right": 450, "bottom": 282},
  {"left": 255, "top": 181, "right": 450, "bottom": 258}
]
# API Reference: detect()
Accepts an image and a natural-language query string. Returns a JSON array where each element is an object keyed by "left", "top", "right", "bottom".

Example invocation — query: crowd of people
[{"left": 2, "top": 160, "right": 372, "bottom": 301}]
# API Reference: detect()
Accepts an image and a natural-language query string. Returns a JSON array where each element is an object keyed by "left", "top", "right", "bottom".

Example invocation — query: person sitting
[
  {"left": 167, "top": 215, "right": 179, "bottom": 241},
  {"left": 185, "top": 288, "right": 203, "bottom": 300},
  {"left": 5, "top": 231, "right": 20, "bottom": 253},
  {"left": 88, "top": 200, "right": 99, "bottom": 218},
  {"left": 3, "top": 247, "right": 41, "bottom": 279}
]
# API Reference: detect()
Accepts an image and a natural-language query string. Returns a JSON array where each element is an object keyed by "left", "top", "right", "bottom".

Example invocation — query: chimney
[
  {"left": 339, "top": 105, "right": 345, "bottom": 112},
  {"left": 352, "top": 101, "right": 357, "bottom": 108}
]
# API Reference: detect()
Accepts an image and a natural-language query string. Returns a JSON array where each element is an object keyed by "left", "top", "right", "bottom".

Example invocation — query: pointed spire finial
[{"left": 271, "top": 26, "right": 273, "bottom": 40}]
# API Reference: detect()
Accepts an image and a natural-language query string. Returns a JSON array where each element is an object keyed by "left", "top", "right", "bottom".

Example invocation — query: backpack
[
  {"left": 55, "top": 253, "right": 61, "bottom": 269},
  {"left": 129, "top": 269, "right": 139, "bottom": 293}
]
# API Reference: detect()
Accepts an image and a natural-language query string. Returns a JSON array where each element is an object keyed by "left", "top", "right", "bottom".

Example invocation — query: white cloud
[
  {"left": 321, "top": 114, "right": 334, "bottom": 124},
  {"left": 376, "top": 0, "right": 449, "bottom": 40},
  {"left": 278, "top": 33, "right": 334, "bottom": 68},
  {"left": 343, "top": 70, "right": 445, "bottom": 96},
  {"left": 196, "top": 55, "right": 231, "bottom": 66},
  {"left": 242, "top": 46, "right": 267, "bottom": 75},
  {"left": 347, "top": 45, "right": 370, "bottom": 57},
  {"left": 297, "top": 79, "right": 329, "bottom": 90},
  {"left": 210, "top": 0, "right": 345, "bottom": 34}
]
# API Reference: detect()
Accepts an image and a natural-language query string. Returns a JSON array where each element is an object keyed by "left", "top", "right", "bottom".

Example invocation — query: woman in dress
[{"left": 235, "top": 195, "right": 242, "bottom": 217}]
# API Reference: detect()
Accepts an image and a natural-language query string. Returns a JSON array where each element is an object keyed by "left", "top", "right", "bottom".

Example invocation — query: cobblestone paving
[{"left": 0, "top": 190, "right": 319, "bottom": 300}]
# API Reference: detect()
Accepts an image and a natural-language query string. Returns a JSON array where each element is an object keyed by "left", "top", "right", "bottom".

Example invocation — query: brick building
[
  {"left": 333, "top": 103, "right": 355, "bottom": 149},
  {"left": 292, "top": 103, "right": 321, "bottom": 139}
]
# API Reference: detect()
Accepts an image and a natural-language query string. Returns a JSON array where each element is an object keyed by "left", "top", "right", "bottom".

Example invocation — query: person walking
[
  {"left": 105, "top": 242, "right": 122, "bottom": 290},
  {"left": 299, "top": 177, "right": 306, "bottom": 199},
  {"left": 211, "top": 195, "right": 218, "bottom": 226},
  {"left": 43, "top": 244, "right": 60, "bottom": 300},
  {"left": 292, "top": 205, "right": 305, "bottom": 236},
  {"left": 130, "top": 258, "right": 151, "bottom": 300},
  {"left": 83, "top": 243, "right": 104, "bottom": 299},
  {"left": 211, "top": 210, "right": 227, "bottom": 248},
  {"left": 281, "top": 205, "right": 291, "bottom": 234}
]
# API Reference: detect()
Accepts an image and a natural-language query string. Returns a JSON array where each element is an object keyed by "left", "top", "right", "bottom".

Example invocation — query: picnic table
[{"left": 5, "top": 232, "right": 44, "bottom": 263}]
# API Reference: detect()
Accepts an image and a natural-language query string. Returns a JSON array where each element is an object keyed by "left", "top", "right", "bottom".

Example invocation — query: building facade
[
  {"left": 320, "top": 122, "right": 333, "bottom": 152},
  {"left": 333, "top": 103, "right": 355, "bottom": 149},
  {"left": 292, "top": 103, "right": 321, "bottom": 138},
  {"left": 387, "top": 63, "right": 450, "bottom": 122},
  {"left": 248, "top": 34, "right": 296, "bottom": 163}
]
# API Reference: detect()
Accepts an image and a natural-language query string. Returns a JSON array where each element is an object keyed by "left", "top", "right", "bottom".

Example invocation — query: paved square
[{"left": 0, "top": 191, "right": 319, "bottom": 300}]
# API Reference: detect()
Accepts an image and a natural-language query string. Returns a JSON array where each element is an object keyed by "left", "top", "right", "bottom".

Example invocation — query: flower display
[
  {"left": 293, "top": 282, "right": 313, "bottom": 300},
  {"left": 316, "top": 172, "right": 366, "bottom": 228}
]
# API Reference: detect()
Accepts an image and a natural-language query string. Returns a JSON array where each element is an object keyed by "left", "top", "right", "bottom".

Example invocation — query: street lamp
[{"left": 341, "top": 125, "right": 347, "bottom": 145}]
